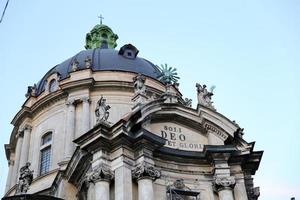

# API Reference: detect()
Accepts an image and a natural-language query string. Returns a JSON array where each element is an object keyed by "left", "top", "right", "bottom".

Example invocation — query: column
[
  {"left": 86, "top": 163, "right": 114, "bottom": 200},
  {"left": 132, "top": 163, "right": 161, "bottom": 200},
  {"left": 115, "top": 166, "right": 133, "bottom": 200},
  {"left": 5, "top": 160, "right": 14, "bottom": 192},
  {"left": 19, "top": 125, "right": 32, "bottom": 169},
  {"left": 213, "top": 176, "right": 236, "bottom": 200},
  {"left": 82, "top": 97, "right": 90, "bottom": 133},
  {"left": 86, "top": 182, "right": 95, "bottom": 200},
  {"left": 95, "top": 181, "right": 110, "bottom": 200},
  {"left": 64, "top": 99, "right": 76, "bottom": 160},
  {"left": 12, "top": 133, "right": 23, "bottom": 186}
]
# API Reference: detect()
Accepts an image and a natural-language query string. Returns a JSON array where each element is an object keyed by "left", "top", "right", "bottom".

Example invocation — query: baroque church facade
[{"left": 3, "top": 23, "right": 263, "bottom": 200}]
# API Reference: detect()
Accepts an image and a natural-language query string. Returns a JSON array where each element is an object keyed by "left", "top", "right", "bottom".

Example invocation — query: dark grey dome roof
[{"left": 36, "top": 47, "right": 163, "bottom": 95}]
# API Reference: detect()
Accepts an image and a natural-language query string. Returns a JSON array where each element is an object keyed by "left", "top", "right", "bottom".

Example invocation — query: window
[
  {"left": 49, "top": 79, "right": 57, "bottom": 92},
  {"left": 40, "top": 146, "right": 51, "bottom": 175},
  {"left": 40, "top": 132, "right": 52, "bottom": 175}
]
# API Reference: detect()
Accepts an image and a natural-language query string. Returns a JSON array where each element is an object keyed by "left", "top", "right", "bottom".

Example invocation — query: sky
[{"left": 0, "top": 0, "right": 299, "bottom": 199}]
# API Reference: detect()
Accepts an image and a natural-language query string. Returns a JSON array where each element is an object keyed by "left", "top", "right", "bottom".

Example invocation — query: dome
[{"left": 33, "top": 24, "right": 164, "bottom": 96}]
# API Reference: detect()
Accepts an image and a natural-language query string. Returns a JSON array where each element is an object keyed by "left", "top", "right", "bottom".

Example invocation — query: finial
[{"left": 98, "top": 14, "right": 104, "bottom": 25}]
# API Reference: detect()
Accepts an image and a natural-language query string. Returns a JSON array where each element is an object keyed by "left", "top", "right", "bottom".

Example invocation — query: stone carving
[
  {"left": 95, "top": 96, "right": 111, "bottom": 123},
  {"left": 71, "top": 58, "right": 79, "bottom": 71},
  {"left": 86, "top": 164, "right": 114, "bottom": 183},
  {"left": 248, "top": 187, "right": 260, "bottom": 200},
  {"left": 157, "top": 63, "right": 180, "bottom": 85},
  {"left": 15, "top": 162, "right": 34, "bottom": 194},
  {"left": 196, "top": 83, "right": 215, "bottom": 110},
  {"left": 232, "top": 120, "right": 244, "bottom": 138},
  {"left": 133, "top": 74, "right": 146, "bottom": 95},
  {"left": 132, "top": 163, "right": 161, "bottom": 181},
  {"left": 84, "top": 56, "right": 92, "bottom": 68},
  {"left": 213, "top": 176, "right": 236, "bottom": 192},
  {"left": 184, "top": 98, "right": 192, "bottom": 107},
  {"left": 25, "top": 84, "right": 37, "bottom": 98},
  {"left": 173, "top": 179, "right": 186, "bottom": 189}
]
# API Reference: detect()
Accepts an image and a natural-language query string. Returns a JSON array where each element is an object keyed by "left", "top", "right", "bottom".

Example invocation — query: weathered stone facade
[{"left": 3, "top": 23, "right": 262, "bottom": 200}]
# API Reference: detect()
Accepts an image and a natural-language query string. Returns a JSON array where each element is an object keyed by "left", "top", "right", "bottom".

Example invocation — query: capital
[
  {"left": 23, "top": 124, "right": 32, "bottom": 132},
  {"left": 132, "top": 163, "right": 160, "bottom": 181},
  {"left": 66, "top": 99, "right": 76, "bottom": 106},
  {"left": 213, "top": 176, "right": 236, "bottom": 192},
  {"left": 86, "top": 164, "right": 114, "bottom": 183},
  {"left": 81, "top": 97, "right": 90, "bottom": 103}
]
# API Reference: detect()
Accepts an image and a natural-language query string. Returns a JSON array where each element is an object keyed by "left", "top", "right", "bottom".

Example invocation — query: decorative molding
[
  {"left": 86, "top": 163, "right": 114, "bottom": 183},
  {"left": 204, "top": 122, "right": 228, "bottom": 141},
  {"left": 213, "top": 176, "right": 236, "bottom": 192},
  {"left": 132, "top": 163, "right": 160, "bottom": 181}
]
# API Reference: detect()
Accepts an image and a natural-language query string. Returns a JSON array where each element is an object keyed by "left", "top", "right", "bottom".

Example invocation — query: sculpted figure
[
  {"left": 25, "top": 84, "right": 37, "bottom": 98},
  {"left": 95, "top": 96, "right": 111, "bottom": 123},
  {"left": 196, "top": 83, "right": 215, "bottom": 110},
  {"left": 15, "top": 162, "right": 34, "bottom": 194},
  {"left": 85, "top": 56, "right": 92, "bottom": 68},
  {"left": 71, "top": 58, "right": 79, "bottom": 71},
  {"left": 133, "top": 74, "right": 146, "bottom": 95}
]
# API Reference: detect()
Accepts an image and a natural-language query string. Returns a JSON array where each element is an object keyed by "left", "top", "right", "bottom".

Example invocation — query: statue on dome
[
  {"left": 85, "top": 56, "right": 92, "bottom": 68},
  {"left": 71, "top": 58, "right": 80, "bottom": 71},
  {"left": 95, "top": 96, "right": 111, "bottom": 123},
  {"left": 133, "top": 74, "right": 146, "bottom": 95},
  {"left": 15, "top": 162, "right": 34, "bottom": 194},
  {"left": 25, "top": 84, "right": 37, "bottom": 98},
  {"left": 196, "top": 83, "right": 215, "bottom": 110}
]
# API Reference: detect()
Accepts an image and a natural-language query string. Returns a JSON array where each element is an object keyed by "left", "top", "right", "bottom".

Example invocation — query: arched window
[
  {"left": 49, "top": 79, "right": 58, "bottom": 92},
  {"left": 40, "top": 132, "right": 52, "bottom": 175}
]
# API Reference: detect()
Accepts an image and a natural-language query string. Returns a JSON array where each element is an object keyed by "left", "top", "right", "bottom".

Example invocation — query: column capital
[
  {"left": 22, "top": 124, "right": 32, "bottom": 132},
  {"left": 81, "top": 96, "right": 90, "bottom": 103},
  {"left": 66, "top": 98, "right": 76, "bottom": 106},
  {"left": 86, "top": 164, "right": 114, "bottom": 183},
  {"left": 213, "top": 176, "right": 236, "bottom": 192},
  {"left": 132, "top": 163, "right": 160, "bottom": 181}
]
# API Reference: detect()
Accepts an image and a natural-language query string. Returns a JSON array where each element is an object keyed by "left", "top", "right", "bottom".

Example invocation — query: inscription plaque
[{"left": 145, "top": 122, "right": 208, "bottom": 152}]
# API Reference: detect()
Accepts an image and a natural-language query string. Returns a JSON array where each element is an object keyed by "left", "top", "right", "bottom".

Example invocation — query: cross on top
[{"left": 98, "top": 14, "right": 104, "bottom": 25}]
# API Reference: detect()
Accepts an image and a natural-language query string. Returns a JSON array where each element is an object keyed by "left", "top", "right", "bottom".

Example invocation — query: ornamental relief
[{"left": 144, "top": 122, "right": 208, "bottom": 152}]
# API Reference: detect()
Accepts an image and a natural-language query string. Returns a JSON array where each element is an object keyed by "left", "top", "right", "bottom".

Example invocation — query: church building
[{"left": 3, "top": 22, "right": 263, "bottom": 200}]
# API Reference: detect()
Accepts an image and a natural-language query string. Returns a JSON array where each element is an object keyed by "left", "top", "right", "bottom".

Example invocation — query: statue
[
  {"left": 25, "top": 84, "right": 37, "bottom": 98},
  {"left": 133, "top": 74, "right": 146, "bottom": 95},
  {"left": 95, "top": 96, "right": 111, "bottom": 123},
  {"left": 196, "top": 83, "right": 215, "bottom": 110},
  {"left": 71, "top": 58, "right": 79, "bottom": 71},
  {"left": 184, "top": 98, "right": 192, "bottom": 107},
  {"left": 85, "top": 56, "right": 92, "bottom": 68},
  {"left": 15, "top": 162, "right": 34, "bottom": 194}
]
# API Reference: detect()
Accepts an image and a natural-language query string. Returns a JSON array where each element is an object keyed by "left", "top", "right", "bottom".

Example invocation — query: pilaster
[
  {"left": 64, "top": 99, "right": 76, "bottom": 160},
  {"left": 19, "top": 124, "right": 32, "bottom": 170},
  {"left": 82, "top": 97, "right": 90, "bottom": 133}
]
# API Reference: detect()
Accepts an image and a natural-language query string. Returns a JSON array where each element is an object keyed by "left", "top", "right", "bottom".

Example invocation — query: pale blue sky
[{"left": 0, "top": 1, "right": 299, "bottom": 199}]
